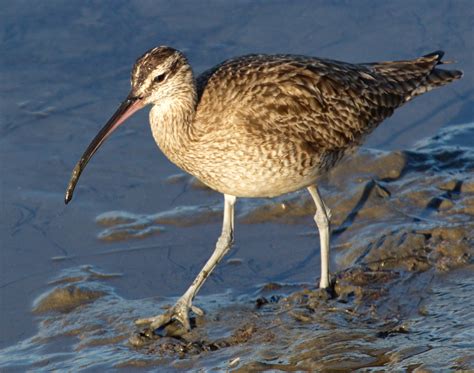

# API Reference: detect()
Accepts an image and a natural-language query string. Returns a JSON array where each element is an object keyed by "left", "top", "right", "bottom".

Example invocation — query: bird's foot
[
  {"left": 135, "top": 296, "right": 204, "bottom": 333},
  {"left": 318, "top": 276, "right": 337, "bottom": 299},
  {"left": 319, "top": 275, "right": 330, "bottom": 290}
]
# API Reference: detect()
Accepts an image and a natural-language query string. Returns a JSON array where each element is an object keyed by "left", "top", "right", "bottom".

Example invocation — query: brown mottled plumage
[
  {"left": 65, "top": 46, "right": 462, "bottom": 334},
  {"left": 145, "top": 48, "right": 462, "bottom": 198}
]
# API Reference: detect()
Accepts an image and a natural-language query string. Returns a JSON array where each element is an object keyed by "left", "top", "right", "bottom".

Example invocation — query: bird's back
[
  {"left": 188, "top": 51, "right": 461, "bottom": 197},
  {"left": 196, "top": 51, "right": 461, "bottom": 147}
]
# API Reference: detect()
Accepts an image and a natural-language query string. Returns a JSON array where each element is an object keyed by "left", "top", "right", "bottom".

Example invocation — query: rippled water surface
[{"left": 1, "top": 1, "right": 473, "bottom": 371}]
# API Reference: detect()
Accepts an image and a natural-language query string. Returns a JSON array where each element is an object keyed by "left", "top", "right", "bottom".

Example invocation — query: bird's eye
[{"left": 153, "top": 73, "right": 166, "bottom": 83}]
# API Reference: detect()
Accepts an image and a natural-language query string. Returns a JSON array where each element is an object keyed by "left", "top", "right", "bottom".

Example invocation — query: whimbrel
[{"left": 65, "top": 46, "right": 462, "bottom": 332}]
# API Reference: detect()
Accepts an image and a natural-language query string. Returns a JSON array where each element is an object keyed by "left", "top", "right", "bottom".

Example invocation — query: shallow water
[
  {"left": 1, "top": 1, "right": 473, "bottom": 371},
  {"left": 1, "top": 124, "right": 473, "bottom": 371}
]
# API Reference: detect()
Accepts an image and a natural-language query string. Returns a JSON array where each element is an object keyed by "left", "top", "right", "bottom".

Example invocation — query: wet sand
[{"left": 1, "top": 1, "right": 473, "bottom": 371}]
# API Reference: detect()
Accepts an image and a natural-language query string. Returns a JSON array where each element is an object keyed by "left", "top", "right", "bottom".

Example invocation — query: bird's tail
[
  {"left": 368, "top": 50, "right": 463, "bottom": 101},
  {"left": 408, "top": 51, "right": 463, "bottom": 98}
]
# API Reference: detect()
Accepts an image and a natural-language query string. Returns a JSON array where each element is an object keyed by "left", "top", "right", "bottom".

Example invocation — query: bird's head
[
  {"left": 130, "top": 46, "right": 193, "bottom": 106},
  {"left": 64, "top": 46, "right": 192, "bottom": 204}
]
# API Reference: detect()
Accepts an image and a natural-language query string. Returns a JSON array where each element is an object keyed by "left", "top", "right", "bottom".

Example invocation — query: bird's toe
[{"left": 134, "top": 297, "right": 200, "bottom": 336}]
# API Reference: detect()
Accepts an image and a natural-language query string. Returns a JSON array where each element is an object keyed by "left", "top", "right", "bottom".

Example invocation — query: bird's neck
[{"left": 149, "top": 80, "right": 198, "bottom": 171}]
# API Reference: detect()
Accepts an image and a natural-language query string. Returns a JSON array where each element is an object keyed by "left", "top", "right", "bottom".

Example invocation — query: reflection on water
[{"left": 1, "top": 124, "right": 473, "bottom": 371}]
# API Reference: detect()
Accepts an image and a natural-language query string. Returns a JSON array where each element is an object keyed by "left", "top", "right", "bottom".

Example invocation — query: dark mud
[{"left": 1, "top": 124, "right": 473, "bottom": 371}]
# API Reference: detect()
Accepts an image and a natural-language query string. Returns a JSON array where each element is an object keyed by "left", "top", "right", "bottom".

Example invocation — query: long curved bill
[{"left": 64, "top": 94, "right": 144, "bottom": 204}]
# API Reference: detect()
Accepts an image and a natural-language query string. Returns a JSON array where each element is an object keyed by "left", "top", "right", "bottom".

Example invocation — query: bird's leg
[
  {"left": 307, "top": 185, "right": 331, "bottom": 289},
  {"left": 135, "top": 194, "right": 237, "bottom": 332}
]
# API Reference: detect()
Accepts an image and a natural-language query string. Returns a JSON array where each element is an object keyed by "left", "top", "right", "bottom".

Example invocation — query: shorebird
[{"left": 65, "top": 46, "right": 461, "bottom": 332}]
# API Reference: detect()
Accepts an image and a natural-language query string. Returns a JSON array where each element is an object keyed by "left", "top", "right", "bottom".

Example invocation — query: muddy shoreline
[{"left": 1, "top": 124, "right": 473, "bottom": 371}]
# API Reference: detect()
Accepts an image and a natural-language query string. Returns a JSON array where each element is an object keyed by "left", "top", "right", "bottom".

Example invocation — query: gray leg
[
  {"left": 136, "top": 194, "right": 237, "bottom": 331},
  {"left": 307, "top": 185, "right": 331, "bottom": 289}
]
